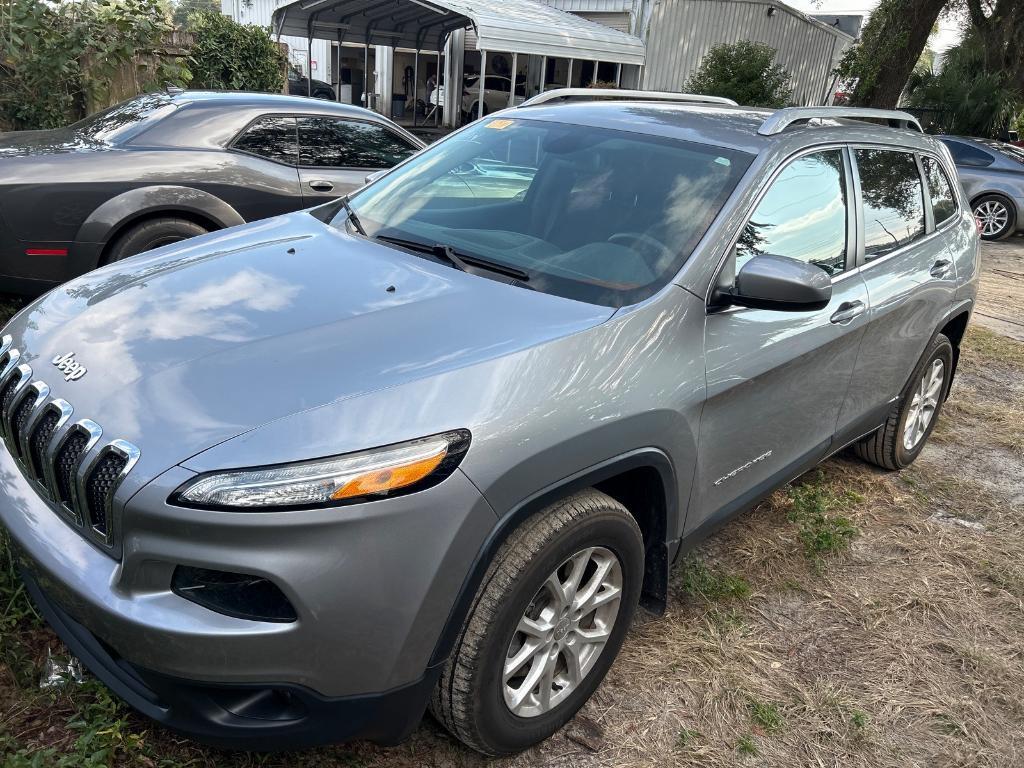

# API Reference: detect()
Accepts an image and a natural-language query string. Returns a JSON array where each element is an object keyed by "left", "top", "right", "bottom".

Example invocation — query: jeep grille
[{"left": 0, "top": 337, "right": 139, "bottom": 554}]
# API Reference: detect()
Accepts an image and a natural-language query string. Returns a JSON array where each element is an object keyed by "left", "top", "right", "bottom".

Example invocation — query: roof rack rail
[
  {"left": 758, "top": 106, "right": 923, "bottom": 136},
  {"left": 518, "top": 88, "right": 738, "bottom": 108}
]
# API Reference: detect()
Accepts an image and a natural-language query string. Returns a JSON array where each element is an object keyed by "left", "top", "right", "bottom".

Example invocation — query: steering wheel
[{"left": 607, "top": 231, "right": 674, "bottom": 269}]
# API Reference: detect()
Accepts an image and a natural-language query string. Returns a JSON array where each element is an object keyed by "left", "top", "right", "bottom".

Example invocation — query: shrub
[
  {"left": 186, "top": 10, "right": 286, "bottom": 93},
  {"left": 685, "top": 41, "right": 792, "bottom": 108},
  {"left": 0, "top": 0, "right": 188, "bottom": 130}
]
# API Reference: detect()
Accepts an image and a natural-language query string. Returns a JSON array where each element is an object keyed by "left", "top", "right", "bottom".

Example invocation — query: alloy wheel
[
  {"left": 502, "top": 546, "right": 623, "bottom": 718},
  {"left": 903, "top": 358, "right": 944, "bottom": 451},
  {"left": 975, "top": 199, "right": 1009, "bottom": 237}
]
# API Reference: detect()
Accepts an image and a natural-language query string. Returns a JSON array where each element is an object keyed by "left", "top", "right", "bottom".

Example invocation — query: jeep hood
[{"left": 6, "top": 213, "right": 611, "bottom": 478}]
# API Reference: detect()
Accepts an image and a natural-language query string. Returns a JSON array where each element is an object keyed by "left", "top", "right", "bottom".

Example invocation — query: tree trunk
[
  {"left": 847, "top": 0, "right": 949, "bottom": 108},
  {"left": 967, "top": 0, "right": 1024, "bottom": 94}
]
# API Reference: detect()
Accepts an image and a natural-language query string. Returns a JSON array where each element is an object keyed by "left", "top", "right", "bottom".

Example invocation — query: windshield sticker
[
  {"left": 714, "top": 156, "right": 731, "bottom": 166},
  {"left": 485, "top": 119, "right": 514, "bottom": 130}
]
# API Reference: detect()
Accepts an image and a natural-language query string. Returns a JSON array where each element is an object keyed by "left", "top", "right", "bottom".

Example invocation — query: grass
[
  {"left": 850, "top": 709, "right": 868, "bottom": 732},
  {"left": 675, "top": 727, "right": 700, "bottom": 750},
  {"left": 747, "top": 698, "right": 784, "bottom": 734},
  {"left": 678, "top": 556, "right": 752, "bottom": 601},
  {"left": 961, "top": 325, "right": 1024, "bottom": 368},
  {"left": 736, "top": 734, "right": 758, "bottom": 756},
  {"left": 784, "top": 473, "right": 860, "bottom": 564}
]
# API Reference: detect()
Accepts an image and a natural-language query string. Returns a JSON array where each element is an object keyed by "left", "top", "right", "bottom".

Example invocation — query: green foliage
[
  {"left": 675, "top": 727, "right": 701, "bottom": 749},
  {"left": 736, "top": 733, "right": 758, "bottom": 756},
  {"left": 747, "top": 697, "right": 785, "bottom": 733},
  {"left": 833, "top": 0, "right": 912, "bottom": 105},
  {"left": 171, "top": 0, "right": 220, "bottom": 28},
  {"left": 186, "top": 10, "right": 285, "bottom": 93},
  {"left": 685, "top": 41, "right": 792, "bottom": 108},
  {"left": 0, "top": 0, "right": 189, "bottom": 130},
  {"left": 905, "top": 32, "right": 1024, "bottom": 138},
  {"left": 786, "top": 474, "right": 859, "bottom": 564},
  {"left": 679, "top": 556, "right": 751, "bottom": 601}
]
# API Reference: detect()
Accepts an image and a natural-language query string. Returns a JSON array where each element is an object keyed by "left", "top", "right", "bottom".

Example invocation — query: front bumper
[
  {"left": 0, "top": 445, "right": 496, "bottom": 746},
  {"left": 20, "top": 567, "right": 439, "bottom": 749}
]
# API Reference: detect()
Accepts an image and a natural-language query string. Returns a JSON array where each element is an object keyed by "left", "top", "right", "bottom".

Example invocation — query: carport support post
[
  {"left": 615, "top": 63, "right": 621, "bottom": 86},
  {"left": 591, "top": 60, "right": 598, "bottom": 86},
  {"left": 335, "top": 30, "right": 346, "bottom": 103},
  {"left": 363, "top": 44, "right": 369, "bottom": 110},
  {"left": 508, "top": 52, "right": 518, "bottom": 107},
  {"left": 307, "top": 38, "right": 314, "bottom": 96},
  {"left": 413, "top": 50, "right": 420, "bottom": 127},
  {"left": 478, "top": 49, "right": 487, "bottom": 120},
  {"left": 435, "top": 48, "right": 442, "bottom": 127},
  {"left": 567, "top": 59, "right": 573, "bottom": 87},
  {"left": 540, "top": 56, "right": 547, "bottom": 92}
]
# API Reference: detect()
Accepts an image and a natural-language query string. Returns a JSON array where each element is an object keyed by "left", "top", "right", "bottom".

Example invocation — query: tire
[
  {"left": 972, "top": 194, "right": 1016, "bottom": 241},
  {"left": 853, "top": 333, "right": 954, "bottom": 470},
  {"left": 104, "top": 217, "right": 209, "bottom": 263},
  {"left": 430, "top": 489, "right": 644, "bottom": 756},
  {"left": 312, "top": 89, "right": 334, "bottom": 100}
]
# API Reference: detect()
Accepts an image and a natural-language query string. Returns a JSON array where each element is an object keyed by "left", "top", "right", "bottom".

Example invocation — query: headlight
[{"left": 173, "top": 430, "right": 470, "bottom": 510}]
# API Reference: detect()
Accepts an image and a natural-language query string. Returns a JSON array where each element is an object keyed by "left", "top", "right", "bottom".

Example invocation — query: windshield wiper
[
  {"left": 374, "top": 235, "right": 530, "bottom": 283},
  {"left": 339, "top": 196, "right": 367, "bottom": 237}
]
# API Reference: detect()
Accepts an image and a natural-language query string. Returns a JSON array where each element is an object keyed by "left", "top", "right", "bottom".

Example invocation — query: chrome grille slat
[{"left": 0, "top": 341, "right": 138, "bottom": 554}]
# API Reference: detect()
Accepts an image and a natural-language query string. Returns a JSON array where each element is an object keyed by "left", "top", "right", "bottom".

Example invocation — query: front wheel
[
  {"left": 104, "top": 217, "right": 209, "bottom": 263},
  {"left": 430, "top": 490, "right": 643, "bottom": 756}
]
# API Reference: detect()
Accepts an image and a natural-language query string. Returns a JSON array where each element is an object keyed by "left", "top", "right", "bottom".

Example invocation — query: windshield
[
  {"left": 334, "top": 117, "right": 752, "bottom": 307},
  {"left": 67, "top": 93, "right": 179, "bottom": 144}
]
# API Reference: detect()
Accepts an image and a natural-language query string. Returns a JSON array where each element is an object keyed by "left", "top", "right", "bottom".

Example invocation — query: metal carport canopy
[{"left": 272, "top": 0, "right": 646, "bottom": 65}]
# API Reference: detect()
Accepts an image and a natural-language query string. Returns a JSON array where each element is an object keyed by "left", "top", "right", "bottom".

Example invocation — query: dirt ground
[
  {"left": 1, "top": 238, "right": 1023, "bottom": 767},
  {"left": 974, "top": 235, "right": 1024, "bottom": 342}
]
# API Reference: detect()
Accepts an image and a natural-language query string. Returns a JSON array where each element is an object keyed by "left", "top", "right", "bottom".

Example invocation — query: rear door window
[
  {"left": 921, "top": 156, "right": 957, "bottom": 226},
  {"left": 736, "top": 149, "right": 849, "bottom": 277},
  {"left": 233, "top": 116, "right": 298, "bottom": 165},
  {"left": 297, "top": 117, "right": 418, "bottom": 169},
  {"left": 854, "top": 149, "right": 926, "bottom": 260}
]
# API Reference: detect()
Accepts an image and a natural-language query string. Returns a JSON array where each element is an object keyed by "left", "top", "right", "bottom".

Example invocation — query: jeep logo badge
[{"left": 51, "top": 352, "right": 87, "bottom": 382}]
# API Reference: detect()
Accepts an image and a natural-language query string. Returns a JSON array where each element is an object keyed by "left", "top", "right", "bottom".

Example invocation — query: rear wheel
[
  {"left": 430, "top": 489, "right": 643, "bottom": 756},
  {"left": 972, "top": 194, "right": 1016, "bottom": 240},
  {"left": 853, "top": 333, "right": 953, "bottom": 470},
  {"left": 104, "top": 217, "right": 209, "bottom": 263}
]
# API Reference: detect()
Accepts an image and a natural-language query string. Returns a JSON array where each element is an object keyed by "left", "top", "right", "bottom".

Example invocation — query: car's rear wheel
[
  {"left": 853, "top": 333, "right": 953, "bottom": 470},
  {"left": 104, "top": 217, "right": 209, "bottom": 263},
  {"left": 972, "top": 194, "right": 1016, "bottom": 240},
  {"left": 430, "top": 489, "right": 643, "bottom": 756}
]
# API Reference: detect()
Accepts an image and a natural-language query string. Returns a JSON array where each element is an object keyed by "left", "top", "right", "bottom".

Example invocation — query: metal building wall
[
  {"left": 221, "top": 0, "right": 332, "bottom": 84},
  {"left": 640, "top": 0, "right": 853, "bottom": 106}
]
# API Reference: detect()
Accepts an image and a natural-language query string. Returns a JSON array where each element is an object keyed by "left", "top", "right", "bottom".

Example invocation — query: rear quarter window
[
  {"left": 232, "top": 116, "right": 299, "bottom": 165},
  {"left": 922, "top": 156, "right": 957, "bottom": 226}
]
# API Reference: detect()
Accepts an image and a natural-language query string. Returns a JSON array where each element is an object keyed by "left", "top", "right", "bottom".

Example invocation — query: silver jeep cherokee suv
[{"left": 0, "top": 91, "right": 978, "bottom": 755}]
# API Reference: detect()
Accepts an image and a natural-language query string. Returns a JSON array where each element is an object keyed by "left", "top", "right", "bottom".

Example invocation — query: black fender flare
[
  {"left": 72, "top": 185, "right": 245, "bottom": 269},
  {"left": 428, "top": 447, "right": 677, "bottom": 669}
]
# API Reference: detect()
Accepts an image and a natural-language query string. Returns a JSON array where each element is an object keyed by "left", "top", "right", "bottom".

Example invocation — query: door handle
[
  {"left": 930, "top": 259, "right": 953, "bottom": 279},
  {"left": 308, "top": 180, "right": 335, "bottom": 192},
  {"left": 830, "top": 300, "right": 865, "bottom": 325}
]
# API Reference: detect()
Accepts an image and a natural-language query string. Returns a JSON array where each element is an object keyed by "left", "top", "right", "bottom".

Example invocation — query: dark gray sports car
[{"left": 0, "top": 91, "right": 424, "bottom": 294}]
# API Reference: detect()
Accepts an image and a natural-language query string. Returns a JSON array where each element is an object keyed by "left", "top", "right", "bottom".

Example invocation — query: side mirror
[
  {"left": 364, "top": 169, "right": 388, "bottom": 185},
  {"left": 726, "top": 254, "right": 832, "bottom": 311}
]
